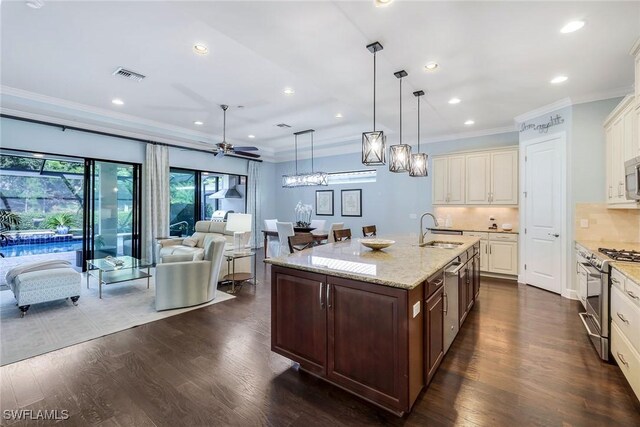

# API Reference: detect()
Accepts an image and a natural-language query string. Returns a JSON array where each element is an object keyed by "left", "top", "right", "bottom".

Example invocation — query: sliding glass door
[{"left": 83, "top": 160, "right": 141, "bottom": 264}]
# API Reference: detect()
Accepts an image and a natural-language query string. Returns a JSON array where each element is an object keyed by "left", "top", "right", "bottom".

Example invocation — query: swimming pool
[{"left": 1, "top": 240, "right": 83, "bottom": 257}]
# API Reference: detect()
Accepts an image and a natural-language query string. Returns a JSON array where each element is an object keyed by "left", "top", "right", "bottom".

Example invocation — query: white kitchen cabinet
[
  {"left": 488, "top": 235, "right": 518, "bottom": 276},
  {"left": 432, "top": 155, "right": 465, "bottom": 205},
  {"left": 605, "top": 95, "right": 638, "bottom": 208},
  {"left": 479, "top": 240, "right": 489, "bottom": 271},
  {"left": 436, "top": 147, "right": 518, "bottom": 206},
  {"left": 632, "top": 38, "right": 640, "bottom": 102},
  {"left": 465, "top": 153, "right": 490, "bottom": 204},
  {"left": 490, "top": 150, "right": 519, "bottom": 204}
]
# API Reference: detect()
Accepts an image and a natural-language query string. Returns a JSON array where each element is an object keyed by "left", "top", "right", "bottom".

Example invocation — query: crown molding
[
  {"left": 571, "top": 86, "right": 631, "bottom": 106},
  {"left": 513, "top": 98, "right": 572, "bottom": 123}
]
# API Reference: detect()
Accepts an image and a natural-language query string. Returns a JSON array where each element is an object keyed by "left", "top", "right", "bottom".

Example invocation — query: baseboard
[
  {"left": 481, "top": 272, "right": 518, "bottom": 281},
  {"left": 562, "top": 289, "right": 578, "bottom": 300}
]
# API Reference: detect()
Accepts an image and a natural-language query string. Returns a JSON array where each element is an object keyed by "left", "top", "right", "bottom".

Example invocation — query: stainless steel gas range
[{"left": 576, "top": 244, "right": 640, "bottom": 361}]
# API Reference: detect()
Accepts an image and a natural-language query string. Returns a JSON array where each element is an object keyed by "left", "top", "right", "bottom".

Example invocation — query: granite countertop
[
  {"left": 264, "top": 234, "right": 480, "bottom": 290},
  {"left": 575, "top": 240, "right": 640, "bottom": 254},
  {"left": 429, "top": 227, "right": 518, "bottom": 235},
  {"left": 612, "top": 263, "right": 640, "bottom": 285}
]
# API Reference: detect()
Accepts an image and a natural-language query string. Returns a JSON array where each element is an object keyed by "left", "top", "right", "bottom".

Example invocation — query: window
[
  {"left": 169, "top": 169, "right": 197, "bottom": 236},
  {"left": 201, "top": 174, "right": 220, "bottom": 220},
  {"left": 327, "top": 170, "right": 377, "bottom": 185}
]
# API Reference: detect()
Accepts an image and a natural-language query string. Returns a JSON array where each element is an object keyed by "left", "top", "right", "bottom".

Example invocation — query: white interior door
[{"left": 524, "top": 136, "right": 563, "bottom": 294}]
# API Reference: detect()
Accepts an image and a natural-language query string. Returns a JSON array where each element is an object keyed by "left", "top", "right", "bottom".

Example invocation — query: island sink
[{"left": 420, "top": 241, "right": 464, "bottom": 249}]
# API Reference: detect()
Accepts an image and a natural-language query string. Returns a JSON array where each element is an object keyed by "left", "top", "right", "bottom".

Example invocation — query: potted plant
[
  {"left": 0, "top": 210, "right": 21, "bottom": 258},
  {"left": 45, "top": 213, "right": 76, "bottom": 235}
]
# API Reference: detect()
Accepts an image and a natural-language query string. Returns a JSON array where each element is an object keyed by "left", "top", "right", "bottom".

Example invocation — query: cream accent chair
[
  {"left": 276, "top": 222, "right": 294, "bottom": 255},
  {"left": 327, "top": 222, "right": 344, "bottom": 243},
  {"left": 157, "top": 220, "right": 249, "bottom": 281},
  {"left": 155, "top": 236, "right": 226, "bottom": 311}
]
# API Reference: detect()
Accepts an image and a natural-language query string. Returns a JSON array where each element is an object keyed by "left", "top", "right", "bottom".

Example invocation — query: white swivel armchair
[
  {"left": 327, "top": 222, "right": 344, "bottom": 243},
  {"left": 276, "top": 222, "right": 295, "bottom": 255},
  {"left": 155, "top": 235, "right": 226, "bottom": 311}
]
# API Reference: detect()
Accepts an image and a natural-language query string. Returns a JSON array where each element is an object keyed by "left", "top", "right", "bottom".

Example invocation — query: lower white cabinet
[
  {"left": 611, "top": 267, "right": 640, "bottom": 401},
  {"left": 463, "top": 232, "right": 518, "bottom": 276}
]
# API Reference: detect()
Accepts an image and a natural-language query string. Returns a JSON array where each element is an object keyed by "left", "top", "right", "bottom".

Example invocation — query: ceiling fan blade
[
  {"left": 215, "top": 150, "right": 225, "bottom": 158},
  {"left": 233, "top": 151, "right": 261, "bottom": 158},
  {"left": 231, "top": 146, "right": 259, "bottom": 151}
]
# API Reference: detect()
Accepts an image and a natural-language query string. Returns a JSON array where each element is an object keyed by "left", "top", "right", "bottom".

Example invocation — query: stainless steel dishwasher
[{"left": 443, "top": 259, "right": 464, "bottom": 353}]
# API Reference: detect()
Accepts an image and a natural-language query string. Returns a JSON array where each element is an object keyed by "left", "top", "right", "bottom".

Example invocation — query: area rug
[{"left": 0, "top": 272, "right": 235, "bottom": 365}]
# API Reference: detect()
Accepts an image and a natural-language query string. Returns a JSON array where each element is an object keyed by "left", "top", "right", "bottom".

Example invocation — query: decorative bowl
[
  {"left": 501, "top": 223, "right": 513, "bottom": 231},
  {"left": 360, "top": 239, "right": 395, "bottom": 251}
]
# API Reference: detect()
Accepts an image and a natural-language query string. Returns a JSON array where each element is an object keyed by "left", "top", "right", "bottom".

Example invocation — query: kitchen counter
[
  {"left": 575, "top": 240, "right": 640, "bottom": 254},
  {"left": 264, "top": 234, "right": 480, "bottom": 290},
  {"left": 429, "top": 226, "right": 518, "bottom": 234},
  {"left": 612, "top": 262, "right": 640, "bottom": 284}
]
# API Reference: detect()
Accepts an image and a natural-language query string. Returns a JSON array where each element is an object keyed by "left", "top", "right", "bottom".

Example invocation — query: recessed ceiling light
[
  {"left": 448, "top": 97, "right": 461, "bottom": 105},
  {"left": 248, "top": 134, "right": 255, "bottom": 139},
  {"left": 550, "top": 75, "right": 568, "bottom": 84},
  {"left": 193, "top": 44, "right": 209, "bottom": 55},
  {"left": 374, "top": 0, "right": 393, "bottom": 7},
  {"left": 203, "top": 172, "right": 209, "bottom": 175},
  {"left": 335, "top": 113, "right": 343, "bottom": 118},
  {"left": 111, "top": 98, "right": 124, "bottom": 106},
  {"left": 194, "top": 121, "right": 204, "bottom": 126},
  {"left": 560, "top": 21, "right": 585, "bottom": 34},
  {"left": 283, "top": 87, "right": 295, "bottom": 95},
  {"left": 25, "top": 0, "right": 44, "bottom": 9},
  {"left": 424, "top": 62, "right": 439, "bottom": 71},
  {"left": 32, "top": 153, "right": 44, "bottom": 158},
  {"left": 464, "top": 120, "right": 475, "bottom": 126}
]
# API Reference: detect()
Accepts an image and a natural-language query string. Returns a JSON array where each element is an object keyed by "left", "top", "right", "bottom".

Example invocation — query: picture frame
[
  {"left": 341, "top": 189, "right": 362, "bottom": 217},
  {"left": 315, "top": 190, "right": 334, "bottom": 216}
]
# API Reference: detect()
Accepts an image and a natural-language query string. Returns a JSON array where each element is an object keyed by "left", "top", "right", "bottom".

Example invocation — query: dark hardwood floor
[{"left": 1, "top": 255, "right": 639, "bottom": 426}]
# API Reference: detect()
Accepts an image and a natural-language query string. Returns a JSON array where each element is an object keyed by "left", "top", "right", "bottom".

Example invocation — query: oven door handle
[{"left": 579, "top": 312, "right": 601, "bottom": 338}]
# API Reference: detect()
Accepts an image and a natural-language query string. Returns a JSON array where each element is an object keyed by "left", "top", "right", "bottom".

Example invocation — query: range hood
[{"left": 209, "top": 186, "right": 242, "bottom": 199}]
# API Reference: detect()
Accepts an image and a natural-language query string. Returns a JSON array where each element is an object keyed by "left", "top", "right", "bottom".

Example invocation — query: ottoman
[{"left": 6, "top": 261, "right": 81, "bottom": 317}]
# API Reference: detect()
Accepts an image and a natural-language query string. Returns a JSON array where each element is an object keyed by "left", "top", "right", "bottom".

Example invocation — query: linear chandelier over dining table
[{"left": 282, "top": 129, "right": 329, "bottom": 188}]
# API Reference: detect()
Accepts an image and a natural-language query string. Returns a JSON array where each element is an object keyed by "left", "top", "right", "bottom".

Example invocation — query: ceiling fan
[{"left": 214, "top": 105, "right": 260, "bottom": 158}]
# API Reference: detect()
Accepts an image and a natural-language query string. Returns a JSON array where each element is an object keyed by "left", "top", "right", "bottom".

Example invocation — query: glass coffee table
[{"left": 86, "top": 256, "right": 152, "bottom": 299}]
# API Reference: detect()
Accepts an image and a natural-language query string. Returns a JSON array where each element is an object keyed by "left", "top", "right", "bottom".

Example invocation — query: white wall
[{"left": 273, "top": 132, "right": 519, "bottom": 235}]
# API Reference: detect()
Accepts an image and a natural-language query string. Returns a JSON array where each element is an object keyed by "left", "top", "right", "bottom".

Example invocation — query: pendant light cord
[
  {"left": 417, "top": 96, "right": 420, "bottom": 153},
  {"left": 295, "top": 134, "right": 298, "bottom": 175},
  {"left": 399, "top": 78, "right": 402, "bottom": 144},
  {"left": 311, "top": 132, "right": 314, "bottom": 173},
  {"left": 373, "top": 51, "right": 377, "bottom": 132}
]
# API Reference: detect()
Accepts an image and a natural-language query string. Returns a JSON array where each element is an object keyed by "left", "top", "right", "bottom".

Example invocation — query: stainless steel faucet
[{"left": 419, "top": 212, "right": 439, "bottom": 245}]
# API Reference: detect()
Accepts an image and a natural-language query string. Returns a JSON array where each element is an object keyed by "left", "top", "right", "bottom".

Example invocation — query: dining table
[{"left": 262, "top": 228, "right": 329, "bottom": 258}]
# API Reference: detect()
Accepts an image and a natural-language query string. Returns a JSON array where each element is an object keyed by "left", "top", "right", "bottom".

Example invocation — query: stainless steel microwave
[{"left": 625, "top": 156, "right": 640, "bottom": 200}]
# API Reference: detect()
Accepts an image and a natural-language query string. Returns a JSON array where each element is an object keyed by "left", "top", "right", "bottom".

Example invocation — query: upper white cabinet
[
  {"left": 632, "top": 39, "right": 640, "bottom": 101},
  {"left": 432, "top": 155, "right": 466, "bottom": 205},
  {"left": 605, "top": 95, "right": 637, "bottom": 208},
  {"left": 434, "top": 147, "right": 518, "bottom": 206}
]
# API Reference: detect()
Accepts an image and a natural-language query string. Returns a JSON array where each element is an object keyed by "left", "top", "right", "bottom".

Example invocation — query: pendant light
[
  {"left": 409, "top": 90, "right": 428, "bottom": 177},
  {"left": 362, "top": 41, "right": 386, "bottom": 166},
  {"left": 282, "top": 129, "right": 328, "bottom": 188},
  {"left": 389, "top": 70, "right": 412, "bottom": 173}
]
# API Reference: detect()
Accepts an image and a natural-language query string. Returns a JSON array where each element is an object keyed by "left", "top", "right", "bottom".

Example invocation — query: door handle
[
  {"left": 548, "top": 233, "right": 560, "bottom": 238},
  {"left": 443, "top": 293, "right": 448, "bottom": 314},
  {"left": 617, "top": 352, "right": 629, "bottom": 367},
  {"left": 327, "top": 284, "right": 332, "bottom": 308},
  {"left": 319, "top": 282, "right": 324, "bottom": 309},
  {"left": 626, "top": 290, "right": 639, "bottom": 300},
  {"left": 617, "top": 312, "right": 629, "bottom": 324}
]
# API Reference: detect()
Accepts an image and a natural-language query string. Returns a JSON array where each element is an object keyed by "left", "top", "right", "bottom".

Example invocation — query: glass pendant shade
[
  {"left": 282, "top": 172, "right": 328, "bottom": 188},
  {"left": 362, "top": 131, "right": 386, "bottom": 166},
  {"left": 389, "top": 144, "right": 412, "bottom": 173},
  {"left": 409, "top": 152, "right": 428, "bottom": 177}
]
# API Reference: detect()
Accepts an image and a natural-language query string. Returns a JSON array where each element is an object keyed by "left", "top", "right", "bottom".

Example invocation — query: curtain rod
[{"left": 0, "top": 114, "right": 263, "bottom": 163}]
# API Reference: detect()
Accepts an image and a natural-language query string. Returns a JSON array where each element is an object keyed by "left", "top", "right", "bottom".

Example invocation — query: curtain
[
  {"left": 247, "top": 161, "right": 262, "bottom": 249},
  {"left": 143, "top": 144, "right": 169, "bottom": 264}
]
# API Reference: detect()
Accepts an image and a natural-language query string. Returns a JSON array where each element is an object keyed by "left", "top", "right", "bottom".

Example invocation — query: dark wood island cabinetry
[{"left": 267, "top": 236, "right": 481, "bottom": 416}]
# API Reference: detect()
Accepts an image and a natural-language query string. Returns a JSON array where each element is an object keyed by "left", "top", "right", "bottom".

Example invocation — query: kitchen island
[{"left": 265, "top": 234, "right": 481, "bottom": 416}]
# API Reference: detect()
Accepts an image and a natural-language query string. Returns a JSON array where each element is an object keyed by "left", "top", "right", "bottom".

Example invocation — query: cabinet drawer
[
  {"left": 426, "top": 271, "right": 444, "bottom": 298},
  {"left": 625, "top": 277, "right": 640, "bottom": 310},
  {"left": 611, "top": 268, "right": 627, "bottom": 290},
  {"left": 611, "top": 322, "right": 640, "bottom": 402},
  {"left": 611, "top": 285, "right": 640, "bottom": 353},
  {"left": 489, "top": 233, "right": 518, "bottom": 242},
  {"left": 463, "top": 232, "right": 489, "bottom": 240}
]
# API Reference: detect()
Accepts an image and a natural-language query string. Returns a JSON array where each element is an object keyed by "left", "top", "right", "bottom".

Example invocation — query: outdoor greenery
[
  {"left": 0, "top": 209, "right": 21, "bottom": 231},
  {"left": 44, "top": 212, "right": 77, "bottom": 228}
]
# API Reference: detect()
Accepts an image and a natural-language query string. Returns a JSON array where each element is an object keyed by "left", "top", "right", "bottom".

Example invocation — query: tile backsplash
[
  {"left": 433, "top": 207, "right": 519, "bottom": 231},
  {"left": 574, "top": 203, "right": 640, "bottom": 243}
]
